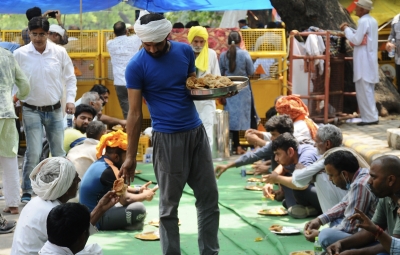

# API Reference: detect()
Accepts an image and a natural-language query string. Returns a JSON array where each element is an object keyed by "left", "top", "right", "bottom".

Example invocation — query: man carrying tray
[
  {"left": 187, "top": 26, "right": 221, "bottom": 150},
  {"left": 121, "top": 11, "right": 222, "bottom": 255}
]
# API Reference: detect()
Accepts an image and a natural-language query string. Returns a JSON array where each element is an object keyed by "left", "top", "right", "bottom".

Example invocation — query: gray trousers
[
  {"left": 114, "top": 85, "right": 129, "bottom": 119},
  {"left": 98, "top": 202, "right": 146, "bottom": 230},
  {"left": 153, "top": 125, "right": 220, "bottom": 255}
]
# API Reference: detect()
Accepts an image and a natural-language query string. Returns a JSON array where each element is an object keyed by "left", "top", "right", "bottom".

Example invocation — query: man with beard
[
  {"left": 187, "top": 26, "right": 220, "bottom": 150},
  {"left": 80, "top": 130, "right": 157, "bottom": 230},
  {"left": 121, "top": 11, "right": 220, "bottom": 254},
  {"left": 326, "top": 155, "right": 400, "bottom": 255},
  {"left": 63, "top": 104, "right": 97, "bottom": 154}
]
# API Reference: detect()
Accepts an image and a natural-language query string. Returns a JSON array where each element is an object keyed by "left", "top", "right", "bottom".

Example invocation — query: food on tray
[
  {"left": 246, "top": 170, "right": 255, "bottom": 175},
  {"left": 112, "top": 124, "right": 124, "bottom": 131},
  {"left": 113, "top": 177, "right": 127, "bottom": 196},
  {"left": 269, "top": 224, "right": 283, "bottom": 232},
  {"left": 268, "top": 194, "right": 275, "bottom": 200},
  {"left": 291, "top": 251, "right": 314, "bottom": 255},
  {"left": 135, "top": 170, "right": 142, "bottom": 174},
  {"left": 245, "top": 186, "right": 263, "bottom": 191},
  {"left": 259, "top": 208, "right": 288, "bottom": 215},
  {"left": 186, "top": 74, "right": 234, "bottom": 89},
  {"left": 247, "top": 177, "right": 262, "bottom": 182},
  {"left": 149, "top": 219, "right": 181, "bottom": 227},
  {"left": 134, "top": 231, "right": 160, "bottom": 240}
]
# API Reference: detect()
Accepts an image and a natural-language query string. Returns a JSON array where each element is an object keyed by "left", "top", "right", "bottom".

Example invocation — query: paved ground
[{"left": 0, "top": 117, "right": 399, "bottom": 255}]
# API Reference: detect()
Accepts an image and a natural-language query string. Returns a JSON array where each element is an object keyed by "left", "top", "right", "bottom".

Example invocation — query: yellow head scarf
[
  {"left": 96, "top": 130, "right": 128, "bottom": 159},
  {"left": 188, "top": 26, "right": 209, "bottom": 72}
]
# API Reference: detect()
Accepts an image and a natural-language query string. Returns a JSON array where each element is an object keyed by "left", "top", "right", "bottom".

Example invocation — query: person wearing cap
[
  {"left": 48, "top": 24, "right": 66, "bottom": 45},
  {"left": 79, "top": 130, "right": 156, "bottom": 230},
  {"left": 187, "top": 26, "right": 221, "bottom": 150},
  {"left": 122, "top": 11, "right": 220, "bottom": 255},
  {"left": 340, "top": 0, "right": 379, "bottom": 126},
  {"left": 11, "top": 157, "right": 118, "bottom": 255},
  {"left": 107, "top": 21, "right": 141, "bottom": 119},
  {"left": 13, "top": 16, "right": 77, "bottom": 204}
]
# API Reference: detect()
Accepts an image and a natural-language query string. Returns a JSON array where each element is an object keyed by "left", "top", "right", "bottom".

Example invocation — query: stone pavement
[{"left": 0, "top": 117, "right": 399, "bottom": 254}]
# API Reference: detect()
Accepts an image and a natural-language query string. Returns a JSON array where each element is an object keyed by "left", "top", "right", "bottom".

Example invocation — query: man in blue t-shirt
[
  {"left": 263, "top": 132, "right": 321, "bottom": 219},
  {"left": 120, "top": 12, "right": 219, "bottom": 255}
]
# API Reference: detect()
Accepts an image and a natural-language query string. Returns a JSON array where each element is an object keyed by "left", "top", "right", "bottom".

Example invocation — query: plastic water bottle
[
  {"left": 389, "top": 38, "right": 396, "bottom": 58},
  {"left": 314, "top": 236, "right": 323, "bottom": 255},
  {"left": 66, "top": 114, "right": 73, "bottom": 128},
  {"left": 261, "top": 197, "right": 268, "bottom": 210},
  {"left": 241, "top": 166, "right": 246, "bottom": 179}
]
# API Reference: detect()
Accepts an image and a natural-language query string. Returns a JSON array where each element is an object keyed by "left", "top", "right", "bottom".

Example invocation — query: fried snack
[
  {"left": 112, "top": 124, "right": 124, "bottom": 131},
  {"left": 268, "top": 208, "right": 287, "bottom": 215},
  {"left": 113, "top": 177, "right": 127, "bottom": 196},
  {"left": 186, "top": 74, "right": 233, "bottom": 90},
  {"left": 291, "top": 252, "right": 314, "bottom": 255},
  {"left": 269, "top": 224, "right": 283, "bottom": 232},
  {"left": 305, "top": 230, "right": 311, "bottom": 235},
  {"left": 268, "top": 194, "right": 275, "bottom": 201}
]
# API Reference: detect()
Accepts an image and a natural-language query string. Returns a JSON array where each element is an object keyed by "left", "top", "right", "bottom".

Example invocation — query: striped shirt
[{"left": 318, "top": 168, "right": 378, "bottom": 234}]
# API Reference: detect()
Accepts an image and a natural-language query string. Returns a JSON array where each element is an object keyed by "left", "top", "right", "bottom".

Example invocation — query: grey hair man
[
  {"left": 67, "top": 120, "right": 107, "bottom": 179},
  {"left": 79, "top": 91, "right": 125, "bottom": 127},
  {"left": 292, "top": 124, "right": 368, "bottom": 213}
]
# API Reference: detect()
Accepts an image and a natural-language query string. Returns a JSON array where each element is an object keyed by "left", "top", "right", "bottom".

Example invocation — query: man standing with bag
[{"left": 340, "top": 0, "right": 379, "bottom": 126}]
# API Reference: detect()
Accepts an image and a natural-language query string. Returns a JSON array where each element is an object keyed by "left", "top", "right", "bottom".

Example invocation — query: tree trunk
[
  {"left": 269, "top": 0, "right": 400, "bottom": 115},
  {"left": 270, "top": 0, "right": 355, "bottom": 31}
]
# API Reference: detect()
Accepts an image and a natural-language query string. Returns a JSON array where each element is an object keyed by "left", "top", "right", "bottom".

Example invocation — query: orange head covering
[
  {"left": 275, "top": 95, "right": 317, "bottom": 140},
  {"left": 96, "top": 130, "right": 128, "bottom": 159}
]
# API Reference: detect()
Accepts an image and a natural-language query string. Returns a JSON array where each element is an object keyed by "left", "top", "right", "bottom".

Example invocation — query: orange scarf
[{"left": 275, "top": 96, "right": 317, "bottom": 140}]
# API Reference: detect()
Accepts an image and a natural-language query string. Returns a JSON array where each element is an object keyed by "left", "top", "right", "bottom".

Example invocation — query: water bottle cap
[
  {"left": 262, "top": 197, "right": 267, "bottom": 201},
  {"left": 315, "top": 237, "right": 318, "bottom": 241}
]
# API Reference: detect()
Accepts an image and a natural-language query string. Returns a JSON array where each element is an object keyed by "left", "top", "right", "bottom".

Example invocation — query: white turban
[
  {"left": 30, "top": 157, "right": 76, "bottom": 201},
  {"left": 134, "top": 10, "right": 172, "bottom": 43}
]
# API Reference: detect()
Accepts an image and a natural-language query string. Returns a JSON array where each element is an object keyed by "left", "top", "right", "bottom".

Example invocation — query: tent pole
[{"left": 80, "top": 0, "right": 83, "bottom": 51}]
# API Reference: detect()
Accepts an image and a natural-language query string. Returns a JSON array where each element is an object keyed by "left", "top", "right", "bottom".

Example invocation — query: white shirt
[
  {"left": 193, "top": 48, "right": 221, "bottom": 150},
  {"left": 13, "top": 40, "right": 77, "bottom": 106},
  {"left": 11, "top": 197, "right": 61, "bottom": 255},
  {"left": 292, "top": 159, "right": 348, "bottom": 213},
  {"left": 293, "top": 119, "right": 315, "bottom": 145},
  {"left": 344, "top": 14, "right": 379, "bottom": 83},
  {"left": 107, "top": 35, "right": 141, "bottom": 86},
  {"left": 67, "top": 138, "right": 99, "bottom": 179},
  {"left": 39, "top": 241, "right": 74, "bottom": 255},
  {"left": 11, "top": 197, "right": 98, "bottom": 255}
]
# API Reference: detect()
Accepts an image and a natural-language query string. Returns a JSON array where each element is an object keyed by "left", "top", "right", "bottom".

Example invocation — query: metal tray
[{"left": 187, "top": 76, "right": 249, "bottom": 100}]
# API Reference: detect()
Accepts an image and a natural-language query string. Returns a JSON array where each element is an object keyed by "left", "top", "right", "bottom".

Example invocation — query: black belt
[{"left": 23, "top": 101, "right": 61, "bottom": 112}]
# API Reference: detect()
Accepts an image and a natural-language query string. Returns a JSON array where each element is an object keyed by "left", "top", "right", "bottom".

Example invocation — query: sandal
[{"left": 0, "top": 214, "right": 16, "bottom": 234}]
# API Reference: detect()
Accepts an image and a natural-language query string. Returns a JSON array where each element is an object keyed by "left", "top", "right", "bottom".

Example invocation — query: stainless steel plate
[{"left": 187, "top": 76, "right": 249, "bottom": 100}]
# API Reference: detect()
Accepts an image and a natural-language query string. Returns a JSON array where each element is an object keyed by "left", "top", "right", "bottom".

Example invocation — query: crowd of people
[{"left": 1, "top": 0, "right": 400, "bottom": 254}]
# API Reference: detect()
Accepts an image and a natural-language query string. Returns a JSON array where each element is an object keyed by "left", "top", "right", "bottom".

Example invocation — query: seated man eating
[
  {"left": 304, "top": 150, "right": 378, "bottom": 249},
  {"left": 263, "top": 132, "right": 320, "bottom": 218},
  {"left": 11, "top": 157, "right": 118, "bottom": 255},
  {"left": 79, "top": 130, "right": 158, "bottom": 230}
]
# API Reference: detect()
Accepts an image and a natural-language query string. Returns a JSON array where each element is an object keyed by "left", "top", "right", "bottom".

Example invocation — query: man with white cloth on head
[
  {"left": 11, "top": 157, "right": 119, "bottom": 255},
  {"left": 121, "top": 11, "right": 220, "bottom": 255},
  {"left": 340, "top": 0, "right": 379, "bottom": 126},
  {"left": 187, "top": 26, "right": 220, "bottom": 151}
]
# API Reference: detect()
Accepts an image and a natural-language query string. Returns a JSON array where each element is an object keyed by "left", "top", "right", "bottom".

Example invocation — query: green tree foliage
[
  {"left": 165, "top": 11, "right": 223, "bottom": 27},
  {"left": 0, "top": 4, "right": 223, "bottom": 30}
]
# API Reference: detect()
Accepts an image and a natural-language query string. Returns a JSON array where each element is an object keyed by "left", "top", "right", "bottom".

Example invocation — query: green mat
[{"left": 88, "top": 162, "right": 318, "bottom": 255}]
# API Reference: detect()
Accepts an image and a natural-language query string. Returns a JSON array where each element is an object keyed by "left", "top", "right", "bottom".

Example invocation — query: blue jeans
[
  {"left": 22, "top": 106, "right": 65, "bottom": 193},
  {"left": 319, "top": 228, "right": 351, "bottom": 250}
]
